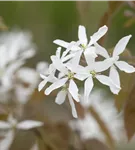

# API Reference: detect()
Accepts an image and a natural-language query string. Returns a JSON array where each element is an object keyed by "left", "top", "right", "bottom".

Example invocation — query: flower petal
[
  {"left": 0, "top": 130, "right": 15, "bottom": 150},
  {"left": 109, "top": 66, "right": 121, "bottom": 94},
  {"left": 94, "top": 58, "right": 113, "bottom": 72},
  {"left": 0, "top": 121, "right": 11, "bottom": 129},
  {"left": 78, "top": 25, "right": 88, "bottom": 45},
  {"left": 84, "top": 46, "right": 97, "bottom": 66},
  {"left": 68, "top": 93, "right": 78, "bottom": 118},
  {"left": 45, "top": 77, "right": 68, "bottom": 95},
  {"left": 56, "top": 47, "right": 61, "bottom": 58},
  {"left": 53, "top": 39, "right": 69, "bottom": 48},
  {"left": 109, "top": 66, "right": 120, "bottom": 87},
  {"left": 51, "top": 56, "right": 68, "bottom": 74},
  {"left": 84, "top": 76, "right": 94, "bottom": 102},
  {"left": 89, "top": 25, "right": 108, "bottom": 46},
  {"left": 38, "top": 80, "right": 48, "bottom": 92},
  {"left": 113, "top": 35, "right": 132, "bottom": 57},
  {"left": 115, "top": 60, "right": 135, "bottom": 73},
  {"left": 40, "top": 74, "right": 46, "bottom": 79},
  {"left": 74, "top": 73, "right": 89, "bottom": 81},
  {"left": 17, "top": 120, "right": 43, "bottom": 130},
  {"left": 55, "top": 90, "right": 67, "bottom": 105},
  {"left": 68, "top": 79, "right": 79, "bottom": 102},
  {"left": 61, "top": 53, "right": 75, "bottom": 62},
  {"left": 94, "top": 42, "right": 109, "bottom": 58},
  {"left": 96, "top": 74, "right": 121, "bottom": 94},
  {"left": 96, "top": 74, "right": 111, "bottom": 86},
  {"left": 68, "top": 50, "right": 83, "bottom": 69}
]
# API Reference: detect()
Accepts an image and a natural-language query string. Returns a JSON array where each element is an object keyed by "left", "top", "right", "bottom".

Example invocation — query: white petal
[
  {"left": 74, "top": 73, "right": 89, "bottom": 81},
  {"left": 55, "top": 90, "right": 67, "bottom": 105},
  {"left": 94, "top": 58, "right": 113, "bottom": 72},
  {"left": 40, "top": 74, "right": 46, "bottom": 79},
  {"left": 61, "top": 41, "right": 80, "bottom": 58},
  {"left": 17, "top": 120, "right": 43, "bottom": 130},
  {"left": 68, "top": 79, "right": 79, "bottom": 102},
  {"left": 94, "top": 42, "right": 109, "bottom": 58},
  {"left": 61, "top": 53, "right": 75, "bottom": 62},
  {"left": 38, "top": 80, "right": 48, "bottom": 91},
  {"left": 96, "top": 75, "right": 111, "bottom": 86},
  {"left": 56, "top": 47, "right": 61, "bottom": 58},
  {"left": 115, "top": 61, "right": 135, "bottom": 73},
  {"left": 53, "top": 39, "right": 69, "bottom": 48},
  {"left": 0, "top": 130, "right": 15, "bottom": 150},
  {"left": 109, "top": 66, "right": 121, "bottom": 94},
  {"left": 96, "top": 75, "right": 121, "bottom": 94},
  {"left": 84, "top": 76, "right": 94, "bottom": 102},
  {"left": 109, "top": 66, "right": 120, "bottom": 87},
  {"left": 68, "top": 50, "right": 83, "bottom": 68},
  {"left": 68, "top": 93, "right": 78, "bottom": 118},
  {"left": 51, "top": 56, "right": 68, "bottom": 74},
  {"left": 84, "top": 46, "right": 97, "bottom": 66},
  {"left": 78, "top": 25, "right": 88, "bottom": 45},
  {"left": 0, "top": 122, "right": 11, "bottom": 129},
  {"left": 113, "top": 35, "right": 132, "bottom": 57},
  {"left": 45, "top": 77, "right": 68, "bottom": 95},
  {"left": 89, "top": 25, "right": 108, "bottom": 46}
]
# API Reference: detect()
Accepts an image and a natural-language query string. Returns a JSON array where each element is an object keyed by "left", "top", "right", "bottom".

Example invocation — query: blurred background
[{"left": 0, "top": 1, "right": 135, "bottom": 150}]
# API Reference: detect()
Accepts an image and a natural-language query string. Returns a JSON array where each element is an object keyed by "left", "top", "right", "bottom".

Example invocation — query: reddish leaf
[{"left": 124, "top": 84, "right": 135, "bottom": 140}]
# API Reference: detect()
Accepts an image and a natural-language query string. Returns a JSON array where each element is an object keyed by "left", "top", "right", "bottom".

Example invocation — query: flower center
[
  {"left": 90, "top": 70, "right": 96, "bottom": 78},
  {"left": 80, "top": 44, "right": 87, "bottom": 50},
  {"left": 67, "top": 72, "right": 74, "bottom": 79}
]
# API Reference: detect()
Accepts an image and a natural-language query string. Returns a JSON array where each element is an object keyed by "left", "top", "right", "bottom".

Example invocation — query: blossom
[
  {"left": 0, "top": 115, "right": 43, "bottom": 150},
  {"left": 15, "top": 67, "right": 40, "bottom": 104},
  {"left": 39, "top": 25, "right": 135, "bottom": 118},
  {"left": 38, "top": 49, "right": 83, "bottom": 118},
  {"left": 38, "top": 47, "right": 75, "bottom": 92},
  {"left": 53, "top": 25, "right": 108, "bottom": 64},
  {"left": 0, "top": 29, "right": 36, "bottom": 93},
  {"left": 95, "top": 35, "right": 135, "bottom": 93},
  {"left": 74, "top": 53, "right": 120, "bottom": 101},
  {"left": 0, "top": 115, "right": 43, "bottom": 130}
]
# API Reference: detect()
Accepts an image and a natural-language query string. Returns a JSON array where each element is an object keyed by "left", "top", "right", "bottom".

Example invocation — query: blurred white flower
[
  {"left": 15, "top": 67, "right": 40, "bottom": 104},
  {"left": 70, "top": 88, "right": 125, "bottom": 144},
  {"left": 36, "top": 61, "right": 49, "bottom": 74},
  {"left": 0, "top": 115, "right": 43, "bottom": 150},
  {"left": 0, "top": 130, "right": 14, "bottom": 150},
  {"left": 0, "top": 29, "right": 36, "bottom": 100}
]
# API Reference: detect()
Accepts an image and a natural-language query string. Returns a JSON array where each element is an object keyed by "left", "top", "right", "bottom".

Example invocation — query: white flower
[
  {"left": 69, "top": 88, "right": 125, "bottom": 143},
  {"left": 15, "top": 67, "right": 40, "bottom": 104},
  {"left": 95, "top": 35, "right": 135, "bottom": 93},
  {"left": 39, "top": 51, "right": 82, "bottom": 118},
  {"left": 53, "top": 25, "right": 108, "bottom": 64},
  {"left": 74, "top": 56, "right": 120, "bottom": 102},
  {"left": 0, "top": 29, "right": 36, "bottom": 93},
  {"left": 38, "top": 47, "right": 75, "bottom": 92},
  {"left": 0, "top": 115, "right": 43, "bottom": 130},
  {"left": 0, "top": 115, "right": 43, "bottom": 150}
]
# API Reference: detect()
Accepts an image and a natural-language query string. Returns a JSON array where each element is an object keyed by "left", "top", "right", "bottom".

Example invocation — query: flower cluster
[
  {"left": 39, "top": 25, "right": 135, "bottom": 118},
  {"left": 0, "top": 29, "right": 45, "bottom": 150}
]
